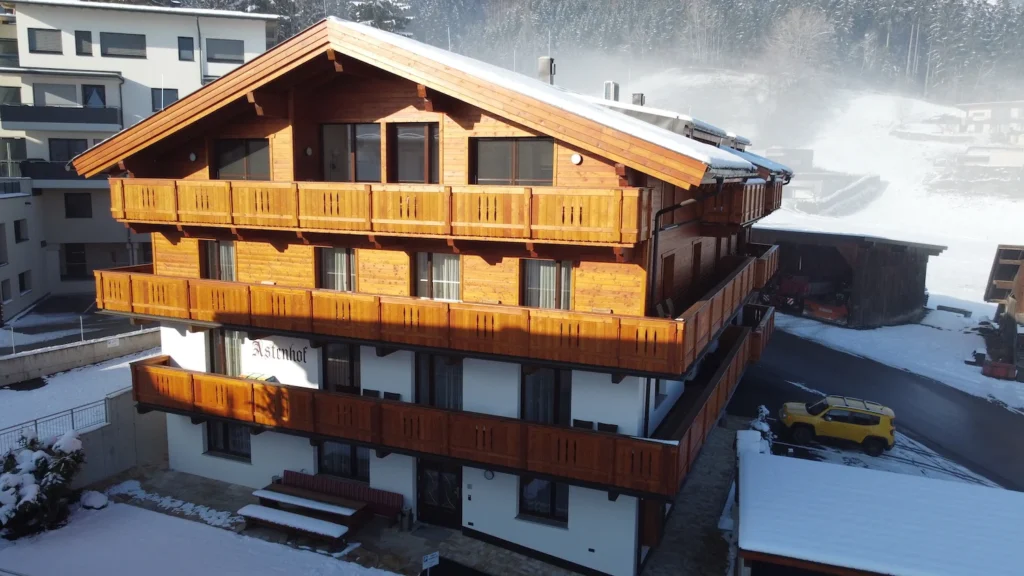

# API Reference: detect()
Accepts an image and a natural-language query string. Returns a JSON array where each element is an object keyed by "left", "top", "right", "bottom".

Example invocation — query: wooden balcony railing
[
  {"left": 97, "top": 258, "right": 757, "bottom": 377},
  {"left": 743, "top": 304, "right": 776, "bottom": 363},
  {"left": 110, "top": 178, "right": 649, "bottom": 245},
  {"left": 765, "top": 179, "right": 783, "bottom": 213},
  {"left": 746, "top": 243, "right": 780, "bottom": 289},
  {"left": 130, "top": 353, "right": 751, "bottom": 498},
  {"left": 701, "top": 181, "right": 768, "bottom": 226}
]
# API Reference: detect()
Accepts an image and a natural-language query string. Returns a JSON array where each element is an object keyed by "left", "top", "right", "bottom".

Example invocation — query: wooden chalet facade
[{"left": 74, "top": 18, "right": 789, "bottom": 576}]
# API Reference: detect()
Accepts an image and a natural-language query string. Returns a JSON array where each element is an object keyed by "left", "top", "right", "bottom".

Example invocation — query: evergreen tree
[{"left": 349, "top": 0, "right": 411, "bottom": 33}]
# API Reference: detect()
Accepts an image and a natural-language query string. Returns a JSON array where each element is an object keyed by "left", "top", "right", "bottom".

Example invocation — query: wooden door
[{"left": 417, "top": 460, "right": 462, "bottom": 528}]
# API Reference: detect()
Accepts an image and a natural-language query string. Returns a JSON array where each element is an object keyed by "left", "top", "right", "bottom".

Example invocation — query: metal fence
[{"left": 0, "top": 389, "right": 127, "bottom": 455}]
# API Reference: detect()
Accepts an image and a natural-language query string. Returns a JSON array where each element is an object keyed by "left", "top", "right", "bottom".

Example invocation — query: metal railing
[{"left": 0, "top": 388, "right": 127, "bottom": 455}]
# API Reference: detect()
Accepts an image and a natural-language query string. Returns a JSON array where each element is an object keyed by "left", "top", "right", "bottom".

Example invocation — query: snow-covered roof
[
  {"left": 739, "top": 452, "right": 1021, "bottom": 576},
  {"left": 7, "top": 0, "right": 280, "bottom": 20},
  {"left": 727, "top": 132, "right": 752, "bottom": 146},
  {"left": 580, "top": 94, "right": 729, "bottom": 139},
  {"left": 725, "top": 148, "right": 794, "bottom": 177},
  {"left": 329, "top": 18, "right": 753, "bottom": 176}
]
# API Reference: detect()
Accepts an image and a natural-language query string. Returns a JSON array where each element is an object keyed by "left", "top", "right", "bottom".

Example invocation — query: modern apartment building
[
  {"left": 0, "top": 0, "right": 276, "bottom": 315},
  {"left": 955, "top": 100, "right": 1024, "bottom": 144},
  {"left": 75, "top": 19, "right": 788, "bottom": 576},
  {"left": 0, "top": 178, "right": 43, "bottom": 321}
]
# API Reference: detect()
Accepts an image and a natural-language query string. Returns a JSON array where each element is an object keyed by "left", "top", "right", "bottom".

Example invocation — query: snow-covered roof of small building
[
  {"left": 725, "top": 148, "right": 794, "bottom": 178},
  {"left": 739, "top": 452, "right": 1021, "bottom": 576},
  {"left": 330, "top": 18, "right": 753, "bottom": 176},
  {"left": 7, "top": 0, "right": 280, "bottom": 20}
]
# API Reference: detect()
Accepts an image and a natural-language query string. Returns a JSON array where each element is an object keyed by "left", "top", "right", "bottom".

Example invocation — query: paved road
[{"left": 729, "top": 331, "right": 1024, "bottom": 491}]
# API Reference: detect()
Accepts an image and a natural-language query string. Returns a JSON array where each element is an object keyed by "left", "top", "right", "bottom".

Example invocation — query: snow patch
[
  {"left": 106, "top": 480, "right": 241, "bottom": 528},
  {"left": 80, "top": 491, "right": 108, "bottom": 510}
]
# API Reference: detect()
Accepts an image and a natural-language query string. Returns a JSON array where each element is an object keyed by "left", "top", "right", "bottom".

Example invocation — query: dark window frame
[
  {"left": 316, "top": 247, "right": 356, "bottom": 292},
  {"left": 654, "top": 379, "right": 668, "bottom": 409},
  {"left": 318, "top": 441, "right": 369, "bottom": 482},
  {"left": 60, "top": 243, "right": 88, "bottom": 280},
  {"left": 389, "top": 122, "right": 439, "bottom": 184},
  {"left": 414, "top": 252, "right": 461, "bottom": 301},
  {"left": 17, "top": 270, "right": 31, "bottom": 294},
  {"left": 518, "top": 476, "right": 569, "bottom": 524},
  {"left": 28, "top": 28, "right": 62, "bottom": 55},
  {"left": 74, "top": 30, "right": 92, "bottom": 56},
  {"left": 177, "top": 36, "right": 194, "bottom": 61},
  {"left": 81, "top": 84, "right": 106, "bottom": 108},
  {"left": 13, "top": 219, "right": 28, "bottom": 243},
  {"left": 322, "top": 342, "right": 360, "bottom": 393},
  {"left": 206, "top": 38, "right": 244, "bottom": 64},
  {"left": 1, "top": 279, "right": 11, "bottom": 303},
  {"left": 207, "top": 328, "right": 243, "bottom": 377},
  {"left": 151, "top": 88, "right": 179, "bottom": 112},
  {"left": 63, "top": 192, "right": 92, "bottom": 219},
  {"left": 206, "top": 421, "right": 251, "bottom": 460},
  {"left": 99, "top": 32, "right": 147, "bottom": 59},
  {"left": 214, "top": 138, "right": 270, "bottom": 181},
  {"left": 48, "top": 138, "right": 88, "bottom": 162},
  {"left": 520, "top": 259, "right": 572, "bottom": 310},
  {"left": 199, "top": 239, "right": 235, "bottom": 281},
  {"left": 321, "top": 123, "right": 381, "bottom": 183},
  {"left": 520, "top": 367, "right": 571, "bottom": 426},
  {"left": 415, "top": 352, "right": 463, "bottom": 410},
  {"left": 472, "top": 137, "right": 554, "bottom": 186}
]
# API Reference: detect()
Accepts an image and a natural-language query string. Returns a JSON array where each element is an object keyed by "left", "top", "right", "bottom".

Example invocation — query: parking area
[{"left": 1, "top": 294, "right": 141, "bottom": 355}]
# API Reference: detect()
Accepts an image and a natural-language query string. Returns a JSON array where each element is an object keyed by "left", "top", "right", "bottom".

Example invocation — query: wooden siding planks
[
  {"left": 236, "top": 241, "right": 316, "bottom": 288},
  {"left": 152, "top": 232, "right": 200, "bottom": 279},
  {"left": 460, "top": 255, "right": 519, "bottom": 306},
  {"left": 572, "top": 261, "right": 646, "bottom": 316},
  {"left": 356, "top": 249, "right": 411, "bottom": 296}
]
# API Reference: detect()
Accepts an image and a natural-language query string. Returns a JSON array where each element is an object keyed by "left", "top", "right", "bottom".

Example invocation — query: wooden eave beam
[
  {"left": 246, "top": 90, "right": 288, "bottom": 118},
  {"left": 326, "top": 48, "right": 344, "bottom": 72}
]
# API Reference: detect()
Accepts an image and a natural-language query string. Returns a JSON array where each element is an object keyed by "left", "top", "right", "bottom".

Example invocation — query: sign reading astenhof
[{"left": 251, "top": 340, "right": 309, "bottom": 364}]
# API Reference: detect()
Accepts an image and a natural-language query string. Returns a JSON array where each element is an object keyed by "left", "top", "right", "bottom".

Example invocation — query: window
[
  {"left": 75, "top": 30, "right": 92, "bottom": 56},
  {"left": 0, "top": 137, "right": 25, "bottom": 178},
  {"left": 13, "top": 219, "right": 28, "bottom": 243},
  {"left": 415, "top": 253, "right": 460, "bottom": 301},
  {"left": 522, "top": 260, "right": 571, "bottom": 309},
  {"left": 28, "top": 29, "right": 62, "bottom": 54},
  {"left": 64, "top": 193, "right": 92, "bottom": 219},
  {"left": 654, "top": 379, "right": 668, "bottom": 409},
  {"left": 416, "top": 353, "right": 463, "bottom": 410},
  {"left": 0, "top": 223, "right": 6, "bottom": 266},
  {"left": 321, "top": 124, "right": 381, "bottom": 182},
  {"left": 207, "top": 421, "right": 250, "bottom": 459},
  {"left": 390, "top": 123, "right": 438, "bottom": 183},
  {"left": 1, "top": 279, "right": 10, "bottom": 303},
  {"left": 138, "top": 242, "right": 153, "bottom": 265},
  {"left": 0, "top": 38, "right": 17, "bottom": 64},
  {"left": 206, "top": 38, "right": 244, "bottom": 63},
  {"left": 519, "top": 477, "right": 568, "bottom": 524},
  {"left": 81, "top": 85, "right": 105, "bottom": 107},
  {"left": 849, "top": 412, "right": 881, "bottom": 426},
  {"left": 323, "top": 343, "right": 359, "bottom": 393},
  {"left": 18, "top": 270, "right": 31, "bottom": 294},
  {"left": 215, "top": 139, "right": 270, "bottom": 180},
  {"left": 473, "top": 138, "right": 554, "bottom": 186},
  {"left": 806, "top": 400, "right": 828, "bottom": 416},
  {"left": 151, "top": 88, "right": 178, "bottom": 112},
  {"left": 824, "top": 409, "right": 852, "bottom": 424},
  {"left": 521, "top": 368, "right": 571, "bottom": 426},
  {"left": 0, "top": 87, "right": 20, "bottom": 105},
  {"left": 34, "top": 83, "right": 77, "bottom": 107},
  {"left": 319, "top": 441, "right": 369, "bottom": 482},
  {"left": 208, "top": 328, "right": 244, "bottom": 377},
  {"left": 60, "top": 243, "right": 88, "bottom": 280},
  {"left": 49, "top": 139, "right": 88, "bottom": 162},
  {"left": 177, "top": 36, "right": 194, "bottom": 61},
  {"left": 317, "top": 247, "right": 355, "bottom": 291},
  {"left": 200, "top": 240, "right": 235, "bottom": 281},
  {"left": 100, "top": 32, "right": 146, "bottom": 58}
]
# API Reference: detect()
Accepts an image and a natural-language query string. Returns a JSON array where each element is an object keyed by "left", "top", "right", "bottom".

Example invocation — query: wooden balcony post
[
  {"left": 524, "top": 187, "right": 532, "bottom": 237},
  {"left": 443, "top": 185, "right": 452, "bottom": 235}
]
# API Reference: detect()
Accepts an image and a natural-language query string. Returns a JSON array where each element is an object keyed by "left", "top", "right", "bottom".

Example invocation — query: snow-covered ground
[
  {"left": 775, "top": 310, "right": 1024, "bottom": 412},
  {"left": 0, "top": 503, "right": 396, "bottom": 576},
  {"left": 0, "top": 349, "right": 158, "bottom": 428}
]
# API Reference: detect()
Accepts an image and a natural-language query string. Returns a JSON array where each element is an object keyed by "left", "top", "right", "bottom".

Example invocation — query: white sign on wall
[{"left": 241, "top": 335, "right": 321, "bottom": 389}]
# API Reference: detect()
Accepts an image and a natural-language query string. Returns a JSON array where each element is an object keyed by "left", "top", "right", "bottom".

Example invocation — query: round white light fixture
[
  {"left": 570, "top": 153, "right": 583, "bottom": 165},
  {"left": 305, "top": 147, "right": 314, "bottom": 156},
  {"left": 484, "top": 470, "right": 495, "bottom": 480},
  {"left": 188, "top": 152, "right": 197, "bottom": 162}
]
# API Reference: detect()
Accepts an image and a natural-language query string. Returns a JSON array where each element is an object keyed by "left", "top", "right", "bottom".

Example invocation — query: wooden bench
[
  {"left": 256, "top": 484, "right": 373, "bottom": 532},
  {"left": 237, "top": 504, "right": 348, "bottom": 543},
  {"left": 281, "top": 470, "right": 404, "bottom": 524}
]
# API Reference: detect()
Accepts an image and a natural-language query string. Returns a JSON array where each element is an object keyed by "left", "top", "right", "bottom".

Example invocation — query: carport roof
[{"left": 751, "top": 227, "right": 947, "bottom": 256}]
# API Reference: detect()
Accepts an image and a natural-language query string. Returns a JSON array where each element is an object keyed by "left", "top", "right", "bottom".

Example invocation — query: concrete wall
[
  {"left": 73, "top": 387, "right": 168, "bottom": 489},
  {"left": 0, "top": 328, "right": 159, "bottom": 385},
  {"left": 0, "top": 191, "right": 48, "bottom": 322}
]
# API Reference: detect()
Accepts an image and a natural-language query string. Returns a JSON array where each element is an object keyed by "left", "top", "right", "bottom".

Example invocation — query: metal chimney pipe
[
  {"left": 603, "top": 81, "right": 620, "bottom": 102},
  {"left": 632, "top": 93, "right": 646, "bottom": 106},
  {"left": 538, "top": 57, "right": 555, "bottom": 85}
]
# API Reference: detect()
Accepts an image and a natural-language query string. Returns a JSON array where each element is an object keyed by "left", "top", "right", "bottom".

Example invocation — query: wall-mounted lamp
[
  {"left": 188, "top": 152, "right": 197, "bottom": 162},
  {"left": 570, "top": 153, "right": 583, "bottom": 165},
  {"left": 483, "top": 470, "right": 495, "bottom": 480},
  {"left": 305, "top": 147, "right": 314, "bottom": 156}
]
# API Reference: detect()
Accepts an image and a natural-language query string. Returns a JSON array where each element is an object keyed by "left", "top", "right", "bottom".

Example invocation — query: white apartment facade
[
  {"left": 0, "top": 0, "right": 276, "bottom": 307},
  {"left": 0, "top": 178, "right": 43, "bottom": 321}
]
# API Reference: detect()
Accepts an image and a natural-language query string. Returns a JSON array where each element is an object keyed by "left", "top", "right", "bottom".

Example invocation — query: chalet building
[{"left": 73, "top": 18, "right": 788, "bottom": 576}]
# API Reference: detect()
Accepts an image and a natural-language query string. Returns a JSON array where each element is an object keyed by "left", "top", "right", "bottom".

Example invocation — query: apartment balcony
[
  {"left": 19, "top": 160, "right": 110, "bottom": 189},
  {"left": 745, "top": 243, "right": 780, "bottom": 289},
  {"left": 109, "top": 178, "right": 650, "bottom": 246},
  {"left": 95, "top": 258, "right": 759, "bottom": 379},
  {"left": 742, "top": 303, "right": 776, "bottom": 363},
  {"left": 701, "top": 180, "right": 770, "bottom": 227},
  {"left": 128, "top": 326, "right": 755, "bottom": 499},
  {"left": 0, "top": 104, "right": 121, "bottom": 132}
]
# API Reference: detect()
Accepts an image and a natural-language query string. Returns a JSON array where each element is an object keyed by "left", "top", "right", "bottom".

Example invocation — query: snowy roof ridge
[
  {"left": 580, "top": 94, "right": 728, "bottom": 138},
  {"left": 7, "top": 0, "right": 280, "bottom": 20},
  {"left": 328, "top": 17, "right": 754, "bottom": 174}
]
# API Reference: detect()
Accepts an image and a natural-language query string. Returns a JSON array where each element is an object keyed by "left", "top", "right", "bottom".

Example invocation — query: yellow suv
[{"left": 779, "top": 396, "right": 895, "bottom": 456}]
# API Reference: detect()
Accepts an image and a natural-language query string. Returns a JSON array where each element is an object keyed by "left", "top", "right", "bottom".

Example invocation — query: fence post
[
  {"left": 80, "top": 316, "right": 85, "bottom": 341},
  {"left": 9, "top": 325, "right": 14, "bottom": 355},
  {"left": 71, "top": 408, "right": 76, "bottom": 431}
]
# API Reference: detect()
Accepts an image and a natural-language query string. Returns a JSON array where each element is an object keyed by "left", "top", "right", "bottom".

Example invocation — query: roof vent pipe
[
  {"left": 632, "top": 93, "right": 646, "bottom": 106},
  {"left": 538, "top": 57, "right": 555, "bottom": 85},
  {"left": 603, "top": 81, "right": 620, "bottom": 101}
]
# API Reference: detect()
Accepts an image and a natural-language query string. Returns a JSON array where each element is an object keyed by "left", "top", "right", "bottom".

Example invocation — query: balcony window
[
  {"left": 100, "top": 32, "right": 146, "bottom": 59},
  {"left": 206, "top": 38, "right": 244, "bottom": 64},
  {"left": 1, "top": 279, "right": 10, "bottom": 303},
  {"left": 415, "top": 353, "right": 463, "bottom": 410},
  {"left": 519, "top": 477, "right": 568, "bottom": 524},
  {"left": 317, "top": 247, "right": 355, "bottom": 292},
  {"left": 390, "top": 123, "right": 438, "bottom": 183},
  {"left": 473, "top": 138, "right": 554, "bottom": 186},
  {"left": 48, "top": 138, "right": 88, "bottom": 162},
  {"left": 522, "top": 259, "right": 571, "bottom": 310},
  {"left": 0, "top": 87, "right": 20, "bottom": 105},
  {"left": 0, "top": 138, "right": 23, "bottom": 177},
  {"left": 178, "top": 37, "right": 194, "bottom": 61},
  {"left": 322, "top": 124, "right": 380, "bottom": 182},
  {"left": 324, "top": 343, "right": 359, "bottom": 393},
  {"left": 13, "top": 219, "right": 28, "bottom": 243},
  {"left": 64, "top": 193, "right": 92, "bottom": 219},
  {"left": 151, "top": 88, "right": 178, "bottom": 112},
  {"left": 28, "top": 29, "right": 62, "bottom": 54},
  {"left": 654, "top": 379, "right": 668, "bottom": 409},
  {"left": 215, "top": 139, "right": 269, "bottom": 180},
  {"left": 75, "top": 31, "right": 92, "bottom": 56},
  {"left": 208, "top": 328, "right": 243, "bottom": 377},
  {"left": 521, "top": 368, "right": 571, "bottom": 426},
  {"left": 206, "top": 421, "right": 250, "bottom": 460},
  {"left": 319, "top": 441, "right": 369, "bottom": 482},
  {"left": 0, "top": 39, "right": 18, "bottom": 66},
  {"left": 60, "top": 243, "right": 88, "bottom": 280},
  {"left": 415, "top": 253, "right": 460, "bottom": 301},
  {"left": 34, "top": 83, "right": 77, "bottom": 107},
  {"left": 18, "top": 270, "right": 31, "bottom": 294},
  {"left": 82, "top": 85, "right": 105, "bottom": 108},
  {"left": 200, "top": 240, "right": 235, "bottom": 281}
]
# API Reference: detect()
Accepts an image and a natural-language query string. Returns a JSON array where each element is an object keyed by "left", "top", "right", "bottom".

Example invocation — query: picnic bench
[
  {"left": 237, "top": 504, "right": 349, "bottom": 543},
  {"left": 255, "top": 483, "right": 374, "bottom": 532},
  {"left": 280, "top": 470, "right": 405, "bottom": 524}
]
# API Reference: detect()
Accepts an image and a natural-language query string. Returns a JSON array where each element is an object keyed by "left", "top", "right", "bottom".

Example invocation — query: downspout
[
  {"left": 116, "top": 75, "right": 124, "bottom": 129},
  {"left": 645, "top": 176, "right": 725, "bottom": 316},
  {"left": 195, "top": 17, "right": 204, "bottom": 85},
  {"left": 642, "top": 377, "right": 651, "bottom": 437}
]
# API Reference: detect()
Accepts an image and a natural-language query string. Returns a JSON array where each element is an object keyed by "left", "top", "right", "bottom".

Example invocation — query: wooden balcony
[
  {"left": 110, "top": 178, "right": 649, "bottom": 246},
  {"left": 743, "top": 304, "right": 776, "bottom": 363},
  {"left": 129, "top": 354, "right": 753, "bottom": 498},
  {"left": 97, "top": 258, "right": 757, "bottom": 377},
  {"left": 701, "top": 181, "right": 768, "bottom": 226},
  {"left": 746, "top": 243, "right": 780, "bottom": 289},
  {"left": 765, "top": 179, "right": 783, "bottom": 213}
]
